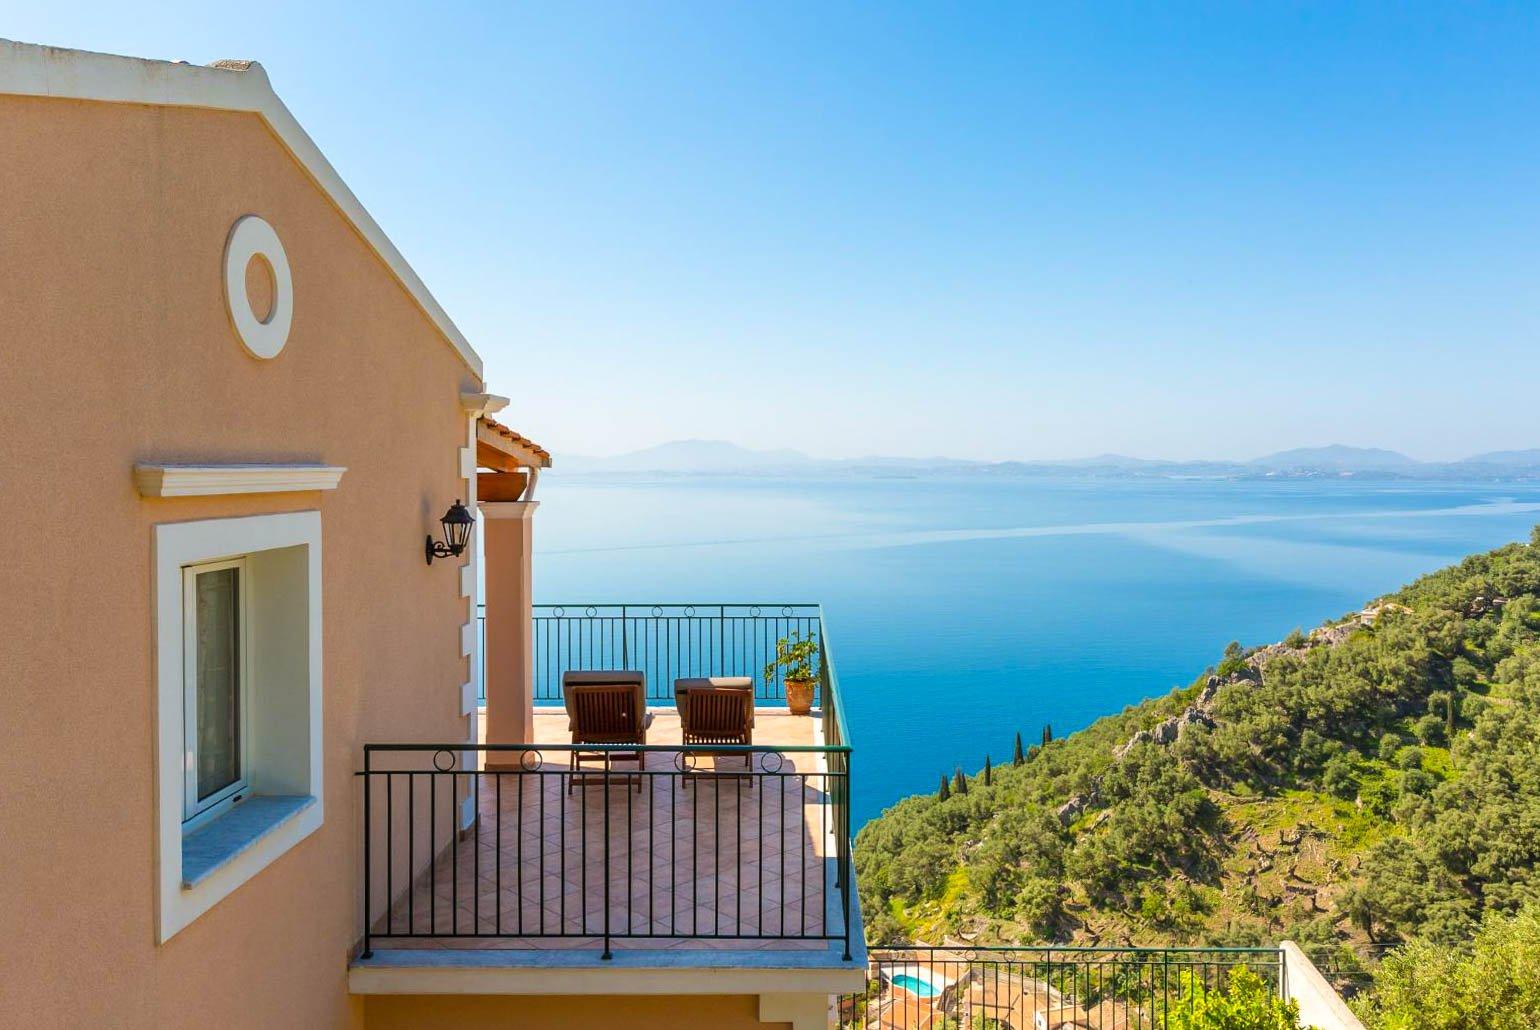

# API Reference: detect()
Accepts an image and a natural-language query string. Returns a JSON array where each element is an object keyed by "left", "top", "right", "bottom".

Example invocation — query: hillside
[
  {"left": 1249, "top": 444, "right": 1417, "bottom": 471},
  {"left": 855, "top": 528, "right": 1540, "bottom": 971}
]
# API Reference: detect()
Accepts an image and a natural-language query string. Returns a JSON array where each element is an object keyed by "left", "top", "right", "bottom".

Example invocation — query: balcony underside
[{"left": 349, "top": 944, "right": 865, "bottom": 996}]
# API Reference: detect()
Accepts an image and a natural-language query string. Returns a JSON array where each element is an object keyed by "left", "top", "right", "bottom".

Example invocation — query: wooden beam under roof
[{"left": 476, "top": 417, "right": 551, "bottom": 471}]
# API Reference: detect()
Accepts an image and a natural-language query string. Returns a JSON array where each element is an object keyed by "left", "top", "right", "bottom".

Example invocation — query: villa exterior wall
[{"left": 0, "top": 93, "right": 478, "bottom": 1029}]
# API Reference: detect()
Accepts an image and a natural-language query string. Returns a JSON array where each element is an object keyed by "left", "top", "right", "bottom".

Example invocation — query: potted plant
[{"left": 765, "top": 630, "right": 820, "bottom": 715}]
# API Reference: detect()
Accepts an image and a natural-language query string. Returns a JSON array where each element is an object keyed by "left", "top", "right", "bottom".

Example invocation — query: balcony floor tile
[{"left": 369, "top": 709, "right": 842, "bottom": 956}]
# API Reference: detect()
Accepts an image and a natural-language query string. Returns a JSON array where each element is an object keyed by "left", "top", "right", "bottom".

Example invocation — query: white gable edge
[{"left": 0, "top": 39, "right": 483, "bottom": 377}]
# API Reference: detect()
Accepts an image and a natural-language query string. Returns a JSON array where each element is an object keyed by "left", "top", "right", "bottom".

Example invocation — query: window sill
[{"left": 181, "top": 795, "right": 315, "bottom": 889}]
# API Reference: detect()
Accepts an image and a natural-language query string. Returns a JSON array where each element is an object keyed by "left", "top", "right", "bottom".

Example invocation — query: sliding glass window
[{"left": 183, "top": 559, "right": 248, "bottom": 822}]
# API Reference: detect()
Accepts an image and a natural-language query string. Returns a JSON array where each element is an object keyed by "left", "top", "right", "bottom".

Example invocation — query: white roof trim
[
  {"left": 0, "top": 39, "right": 482, "bottom": 376},
  {"left": 135, "top": 464, "right": 347, "bottom": 497}
]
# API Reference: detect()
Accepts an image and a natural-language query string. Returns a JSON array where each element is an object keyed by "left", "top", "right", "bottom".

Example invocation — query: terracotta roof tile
[{"left": 479, "top": 416, "right": 552, "bottom": 466}]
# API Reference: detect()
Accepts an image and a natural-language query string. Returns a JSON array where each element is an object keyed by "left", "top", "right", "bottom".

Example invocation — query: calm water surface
[{"left": 527, "top": 475, "right": 1540, "bottom": 825}]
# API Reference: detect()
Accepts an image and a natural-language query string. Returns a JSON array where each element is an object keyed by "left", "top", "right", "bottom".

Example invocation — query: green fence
[{"left": 840, "top": 946, "right": 1285, "bottom": 1029}]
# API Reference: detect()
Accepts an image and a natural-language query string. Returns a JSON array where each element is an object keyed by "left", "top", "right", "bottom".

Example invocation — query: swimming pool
[{"left": 890, "top": 971, "right": 942, "bottom": 998}]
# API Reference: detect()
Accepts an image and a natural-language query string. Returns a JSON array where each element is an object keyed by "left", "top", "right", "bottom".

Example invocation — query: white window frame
[
  {"left": 154, "top": 511, "right": 324, "bottom": 943},
  {"left": 182, "top": 558, "right": 253, "bottom": 827}
]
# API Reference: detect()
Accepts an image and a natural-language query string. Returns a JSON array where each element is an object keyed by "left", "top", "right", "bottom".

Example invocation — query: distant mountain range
[
  {"left": 1249, "top": 444, "right": 1420, "bottom": 471},
  {"left": 557, "top": 441, "right": 1540, "bottom": 480},
  {"left": 559, "top": 440, "right": 813, "bottom": 473}
]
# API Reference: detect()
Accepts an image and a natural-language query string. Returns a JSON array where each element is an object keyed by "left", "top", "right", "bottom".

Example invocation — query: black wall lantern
[{"left": 426, "top": 499, "right": 475, "bottom": 564}]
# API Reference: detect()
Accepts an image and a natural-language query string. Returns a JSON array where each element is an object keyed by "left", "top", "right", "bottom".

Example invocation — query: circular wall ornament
[{"left": 223, "top": 215, "right": 293, "bottom": 359}]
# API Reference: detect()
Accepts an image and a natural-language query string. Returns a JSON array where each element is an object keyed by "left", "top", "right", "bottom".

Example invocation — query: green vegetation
[
  {"left": 1170, "top": 966, "right": 1304, "bottom": 1030},
  {"left": 764, "top": 629, "right": 819, "bottom": 683},
  {"left": 1356, "top": 904, "right": 1540, "bottom": 1029},
  {"left": 856, "top": 528, "right": 1540, "bottom": 1001}
]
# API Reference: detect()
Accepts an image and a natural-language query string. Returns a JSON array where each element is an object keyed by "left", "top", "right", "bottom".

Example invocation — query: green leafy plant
[
  {"left": 1357, "top": 904, "right": 1540, "bottom": 1029},
  {"left": 764, "top": 630, "right": 819, "bottom": 683},
  {"left": 1169, "top": 965, "right": 1304, "bottom": 1030}
]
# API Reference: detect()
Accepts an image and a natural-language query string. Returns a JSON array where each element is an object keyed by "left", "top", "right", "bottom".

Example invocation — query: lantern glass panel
[{"left": 440, "top": 500, "right": 475, "bottom": 555}]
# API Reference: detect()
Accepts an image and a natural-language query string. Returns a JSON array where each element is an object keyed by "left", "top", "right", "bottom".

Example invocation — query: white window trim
[
  {"left": 134, "top": 463, "right": 346, "bottom": 497},
  {"left": 182, "top": 558, "right": 253, "bottom": 826},
  {"left": 154, "top": 511, "right": 324, "bottom": 943}
]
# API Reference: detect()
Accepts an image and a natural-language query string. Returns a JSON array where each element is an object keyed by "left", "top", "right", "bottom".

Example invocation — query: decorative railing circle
[
  {"left": 683, "top": 605, "right": 696, "bottom": 617},
  {"left": 749, "top": 605, "right": 762, "bottom": 617},
  {"left": 552, "top": 606, "right": 566, "bottom": 618},
  {"left": 432, "top": 749, "right": 457, "bottom": 772},
  {"left": 584, "top": 605, "right": 598, "bottom": 617},
  {"left": 651, "top": 605, "right": 664, "bottom": 617},
  {"left": 519, "top": 750, "right": 543, "bottom": 772},
  {"left": 672, "top": 751, "right": 700, "bottom": 774},
  {"left": 760, "top": 751, "right": 785, "bottom": 774},
  {"left": 781, "top": 605, "right": 794, "bottom": 617}
]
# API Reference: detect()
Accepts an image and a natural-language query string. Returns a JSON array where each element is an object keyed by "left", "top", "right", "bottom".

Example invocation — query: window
[
  {"left": 154, "top": 512, "right": 324, "bottom": 942},
  {"left": 184, "top": 560, "right": 250, "bottom": 824}
]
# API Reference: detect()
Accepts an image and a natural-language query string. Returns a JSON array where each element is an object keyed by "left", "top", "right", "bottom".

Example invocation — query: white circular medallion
[{"left": 223, "top": 215, "right": 293, "bottom": 359}]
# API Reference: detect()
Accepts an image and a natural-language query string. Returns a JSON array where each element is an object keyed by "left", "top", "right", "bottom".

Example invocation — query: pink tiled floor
[{"left": 370, "top": 710, "right": 843, "bottom": 953}]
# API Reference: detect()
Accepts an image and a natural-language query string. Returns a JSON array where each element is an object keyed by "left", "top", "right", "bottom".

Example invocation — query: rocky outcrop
[
  {"left": 1159, "top": 705, "right": 1215, "bottom": 743},
  {"left": 1465, "top": 596, "right": 1507, "bottom": 618},
  {"left": 1056, "top": 788, "right": 1101, "bottom": 825},
  {"left": 1112, "top": 680, "right": 1219, "bottom": 760},
  {"left": 1112, "top": 730, "right": 1154, "bottom": 759}
]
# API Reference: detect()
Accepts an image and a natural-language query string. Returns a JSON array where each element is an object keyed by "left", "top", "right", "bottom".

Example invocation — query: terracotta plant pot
[{"left": 785, "top": 678, "right": 815, "bottom": 716}]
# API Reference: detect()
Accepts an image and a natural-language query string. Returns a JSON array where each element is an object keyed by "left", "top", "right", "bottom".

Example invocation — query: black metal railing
[
  {"left": 391, "top": 603, "right": 857, "bottom": 959},
  {"left": 475, "top": 603, "right": 823, "bottom": 705},
  {"left": 839, "top": 946, "right": 1286, "bottom": 1029},
  {"left": 359, "top": 741, "right": 852, "bottom": 961}
]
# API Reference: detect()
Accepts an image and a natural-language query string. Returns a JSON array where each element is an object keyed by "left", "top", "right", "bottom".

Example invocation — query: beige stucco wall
[
  {"left": 0, "top": 93, "right": 479, "bottom": 1029},
  {"left": 364, "top": 994, "right": 789, "bottom": 1029}
]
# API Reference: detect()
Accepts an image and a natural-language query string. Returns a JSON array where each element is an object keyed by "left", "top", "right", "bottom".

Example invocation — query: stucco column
[{"left": 480, "top": 501, "right": 537, "bottom": 763}]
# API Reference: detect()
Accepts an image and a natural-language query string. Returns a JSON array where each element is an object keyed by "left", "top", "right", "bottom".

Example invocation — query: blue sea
[{"left": 529, "top": 475, "right": 1540, "bottom": 826}]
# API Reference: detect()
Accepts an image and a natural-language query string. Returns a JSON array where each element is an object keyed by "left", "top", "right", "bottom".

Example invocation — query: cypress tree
[
  {"left": 953, "top": 766, "right": 968, "bottom": 795},
  {"left": 1013, "top": 731, "right": 1025, "bottom": 766},
  {"left": 983, "top": 755, "right": 992, "bottom": 786},
  {"left": 1042, "top": 723, "right": 1053, "bottom": 746},
  {"left": 938, "top": 774, "right": 950, "bottom": 801}
]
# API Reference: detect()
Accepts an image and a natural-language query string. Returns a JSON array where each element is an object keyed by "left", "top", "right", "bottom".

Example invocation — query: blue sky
[{"left": 17, "top": 3, "right": 1539, "bottom": 461}]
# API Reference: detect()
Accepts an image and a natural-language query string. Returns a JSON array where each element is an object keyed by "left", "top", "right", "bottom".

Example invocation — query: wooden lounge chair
[
  {"left": 562, "top": 670, "right": 652, "bottom": 792},
  {"left": 673, "top": 676, "right": 755, "bottom": 734},
  {"left": 680, "top": 684, "right": 755, "bottom": 784}
]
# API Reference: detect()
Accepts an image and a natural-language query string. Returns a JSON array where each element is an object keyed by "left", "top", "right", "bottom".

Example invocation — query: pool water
[{"left": 890, "top": 972, "right": 941, "bottom": 998}]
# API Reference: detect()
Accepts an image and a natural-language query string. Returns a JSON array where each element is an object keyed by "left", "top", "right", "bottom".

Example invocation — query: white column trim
[
  {"left": 479, "top": 501, "right": 540, "bottom": 521},
  {"left": 460, "top": 409, "right": 481, "bottom": 834},
  {"left": 459, "top": 392, "right": 509, "bottom": 416}
]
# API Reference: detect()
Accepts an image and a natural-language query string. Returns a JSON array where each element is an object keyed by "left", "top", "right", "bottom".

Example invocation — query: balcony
[{"left": 353, "top": 603, "right": 862, "bottom": 994}]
